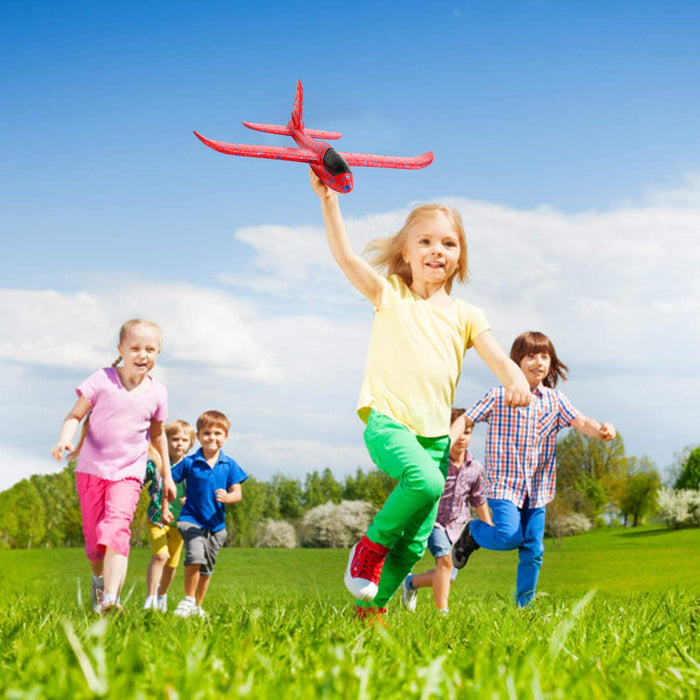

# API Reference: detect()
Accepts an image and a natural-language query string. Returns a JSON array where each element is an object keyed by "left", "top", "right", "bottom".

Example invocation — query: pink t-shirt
[{"left": 76, "top": 367, "right": 168, "bottom": 482}]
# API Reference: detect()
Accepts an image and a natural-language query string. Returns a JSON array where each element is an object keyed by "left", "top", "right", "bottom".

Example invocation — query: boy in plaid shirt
[
  {"left": 451, "top": 331, "right": 616, "bottom": 607},
  {"left": 401, "top": 408, "right": 493, "bottom": 614}
]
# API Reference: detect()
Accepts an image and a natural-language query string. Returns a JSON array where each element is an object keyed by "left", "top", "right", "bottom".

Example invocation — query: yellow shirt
[{"left": 357, "top": 275, "right": 490, "bottom": 437}]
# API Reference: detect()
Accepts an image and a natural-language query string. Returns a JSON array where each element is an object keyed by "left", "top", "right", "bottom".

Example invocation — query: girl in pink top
[{"left": 52, "top": 319, "right": 176, "bottom": 613}]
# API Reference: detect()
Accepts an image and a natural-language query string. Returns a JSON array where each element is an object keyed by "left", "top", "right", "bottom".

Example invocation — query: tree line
[
  {"left": 1, "top": 436, "right": 698, "bottom": 550},
  {"left": 0, "top": 462, "right": 396, "bottom": 549}
]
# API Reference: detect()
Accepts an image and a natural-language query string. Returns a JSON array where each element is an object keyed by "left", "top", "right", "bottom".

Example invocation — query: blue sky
[{"left": 1, "top": 1, "right": 699, "bottom": 491}]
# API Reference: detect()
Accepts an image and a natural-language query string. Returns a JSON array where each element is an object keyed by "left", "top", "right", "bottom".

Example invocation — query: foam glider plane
[{"left": 193, "top": 80, "right": 433, "bottom": 193}]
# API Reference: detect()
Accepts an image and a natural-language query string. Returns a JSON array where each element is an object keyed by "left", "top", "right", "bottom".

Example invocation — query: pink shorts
[{"left": 76, "top": 472, "right": 142, "bottom": 561}]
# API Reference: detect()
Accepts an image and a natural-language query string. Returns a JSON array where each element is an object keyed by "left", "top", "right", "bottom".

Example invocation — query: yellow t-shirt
[{"left": 357, "top": 275, "right": 490, "bottom": 437}]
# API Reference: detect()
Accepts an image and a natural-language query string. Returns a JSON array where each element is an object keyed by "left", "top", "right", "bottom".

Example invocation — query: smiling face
[
  {"left": 117, "top": 323, "right": 161, "bottom": 378},
  {"left": 197, "top": 424, "right": 228, "bottom": 460},
  {"left": 401, "top": 212, "right": 462, "bottom": 291},
  {"left": 519, "top": 351, "right": 552, "bottom": 390}
]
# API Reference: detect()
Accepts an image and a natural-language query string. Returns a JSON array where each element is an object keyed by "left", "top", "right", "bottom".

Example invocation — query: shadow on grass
[{"left": 617, "top": 528, "right": 676, "bottom": 538}]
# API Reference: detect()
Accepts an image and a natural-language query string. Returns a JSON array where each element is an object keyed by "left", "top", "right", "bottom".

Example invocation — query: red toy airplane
[{"left": 193, "top": 81, "right": 433, "bottom": 193}]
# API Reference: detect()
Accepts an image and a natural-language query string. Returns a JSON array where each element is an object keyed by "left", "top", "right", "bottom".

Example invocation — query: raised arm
[
  {"left": 310, "top": 169, "right": 384, "bottom": 307},
  {"left": 472, "top": 331, "right": 531, "bottom": 407},
  {"left": 572, "top": 415, "right": 616, "bottom": 441},
  {"left": 51, "top": 395, "right": 92, "bottom": 460}
]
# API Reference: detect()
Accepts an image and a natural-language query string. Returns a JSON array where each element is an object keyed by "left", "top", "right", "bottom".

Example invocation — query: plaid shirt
[
  {"left": 467, "top": 385, "right": 579, "bottom": 509},
  {"left": 434, "top": 451, "right": 487, "bottom": 543},
  {"left": 144, "top": 459, "right": 186, "bottom": 525}
]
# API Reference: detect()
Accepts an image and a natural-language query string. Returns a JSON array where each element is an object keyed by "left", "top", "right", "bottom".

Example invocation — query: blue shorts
[{"left": 427, "top": 526, "right": 458, "bottom": 581}]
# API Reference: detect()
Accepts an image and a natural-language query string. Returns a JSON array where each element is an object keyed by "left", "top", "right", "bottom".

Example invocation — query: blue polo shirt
[{"left": 171, "top": 448, "right": 248, "bottom": 532}]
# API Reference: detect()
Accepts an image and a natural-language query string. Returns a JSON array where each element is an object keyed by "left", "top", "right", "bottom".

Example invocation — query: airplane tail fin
[{"left": 291, "top": 80, "right": 304, "bottom": 130}]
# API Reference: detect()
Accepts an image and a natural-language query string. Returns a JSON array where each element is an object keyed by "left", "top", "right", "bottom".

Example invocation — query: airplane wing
[
  {"left": 194, "top": 131, "right": 320, "bottom": 164},
  {"left": 339, "top": 150, "right": 434, "bottom": 170}
]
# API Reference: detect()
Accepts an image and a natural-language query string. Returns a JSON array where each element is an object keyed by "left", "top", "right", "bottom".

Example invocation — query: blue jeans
[{"left": 470, "top": 497, "right": 545, "bottom": 607}]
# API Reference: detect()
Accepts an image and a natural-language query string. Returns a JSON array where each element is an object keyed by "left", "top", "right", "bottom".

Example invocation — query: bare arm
[
  {"left": 216, "top": 483, "right": 242, "bottom": 505},
  {"left": 474, "top": 502, "right": 494, "bottom": 526},
  {"left": 51, "top": 396, "right": 92, "bottom": 460},
  {"left": 472, "top": 331, "right": 531, "bottom": 407},
  {"left": 150, "top": 420, "right": 176, "bottom": 502},
  {"left": 310, "top": 169, "right": 384, "bottom": 307},
  {"left": 571, "top": 414, "right": 616, "bottom": 441},
  {"left": 448, "top": 414, "right": 475, "bottom": 445}
]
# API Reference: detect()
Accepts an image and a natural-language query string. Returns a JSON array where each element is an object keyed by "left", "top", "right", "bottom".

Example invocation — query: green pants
[{"left": 361, "top": 410, "right": 450, "bottom": 608}]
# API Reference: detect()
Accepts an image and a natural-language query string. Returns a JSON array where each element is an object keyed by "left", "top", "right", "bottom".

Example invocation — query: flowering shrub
[
  {"left": 299, "top": 500, "right": 376, "bottom": 548},
  {"left": 559, "top": 512, "right": 593, "bottom": 536},
  {"left": 546, "top": 510, "right": 593, "bottom": 538},
  {"left": 255, "top": 519, "right": 298, "bottom": 548},
  {"left": 657, "top": 487, "right": 700, "bottom": 529}
]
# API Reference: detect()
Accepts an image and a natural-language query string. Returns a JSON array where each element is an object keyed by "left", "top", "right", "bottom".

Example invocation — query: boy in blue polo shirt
[{"left": 172, "top": 410, "right": 247, "bottom": 618}]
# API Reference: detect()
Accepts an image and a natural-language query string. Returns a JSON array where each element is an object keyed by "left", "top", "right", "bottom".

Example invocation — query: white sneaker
[
  {"left": 99, "top": 594, "right": 122, "bottom": 615},
  {"left": 193, "top": 606, "right": 207, "bottom": 619},
  {"left": 173, "top": 597, "right": 195, "bottom": 618},
  {"left": 401, "top": 575, "right": 418, "bottom": 612},
  {"left": 90, "top": 576, "right": 105, "bottom": 614},
  {"left": 157, "top": 595, "right": 168, "bottom": 612},
  {"left": 143, "top": 595, "right": 157, "bottom": 611}
]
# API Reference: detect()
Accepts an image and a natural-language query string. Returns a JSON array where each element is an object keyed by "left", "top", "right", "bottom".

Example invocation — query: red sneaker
[{"left": 344, "top": 536, "right": 390, "bottom": 602}]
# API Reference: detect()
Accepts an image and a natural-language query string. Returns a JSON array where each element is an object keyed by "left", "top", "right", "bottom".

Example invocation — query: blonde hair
[
  {"left": 112, "top": 319, "right": 162, "bottom": 368},
  {"left": 165, "top": 420, "right": 196, "bottom": 450},
  {"left": 364, "top": 204, "right": 468, "bottom": 294},
  {"left": 196, "top": 410, "right": 230, "bottom": 434}
]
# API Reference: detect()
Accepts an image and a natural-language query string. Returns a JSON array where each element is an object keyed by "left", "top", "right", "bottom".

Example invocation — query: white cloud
[{"left": 0, "top": 444, "right": 62, "bottom": 492}]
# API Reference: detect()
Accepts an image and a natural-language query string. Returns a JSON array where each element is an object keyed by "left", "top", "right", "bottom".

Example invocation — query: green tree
[
  {"left": 675, "top": 446, "right": 700, "bottom": 491},
  {"left": 556, "top": 431, "right": 628, "bottom": 522},
  {"left": 227, "top": 476, "right": 272, "bottom": 546},
  {"left": 270, "top": 474, "right": 304, "bottom": 521},
  {"left": 303, "top": 471, "right": 325, "bottom": 509},
  {"left": 343, "top": 468, "right": 396, "bottom": 509},
  {"left": 620, "top": 457, "right": 661, "bottom": 527},
  {"left": 305, "top": 468, "right": 343, "bottom": 508},
  {"left": 42, "top": 467, "right": 82, "bottom": 547},
  {"left": 5, "top": 479, "right": 47, "bottom": 548}
]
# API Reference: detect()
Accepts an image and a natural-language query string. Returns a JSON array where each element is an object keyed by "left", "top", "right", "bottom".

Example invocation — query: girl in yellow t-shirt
[{"left": 310, "top": 171, "right": 531, "bottom": 619}]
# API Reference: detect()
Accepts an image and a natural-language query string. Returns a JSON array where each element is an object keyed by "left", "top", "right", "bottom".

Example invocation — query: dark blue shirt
[{"left": 171, "top": 448, "right": 248, "bottom": 532}]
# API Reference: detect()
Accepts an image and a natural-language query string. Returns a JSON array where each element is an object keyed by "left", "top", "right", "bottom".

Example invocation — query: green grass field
[{"left": 1, "top": 526, "right": 698, "bottom": 698}]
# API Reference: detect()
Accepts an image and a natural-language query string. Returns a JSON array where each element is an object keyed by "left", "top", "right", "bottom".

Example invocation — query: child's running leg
[
  {"left": 514, "top": 501, "right": 546, "bottom": 607},
  {"left": 98, "top": 478, "right": 141, "bottom": 605},
  {"left": 76, "top": 473, "right": 108, "bottom": 613},
  {"left": 359, "top": 426, "right": 449, "bottom": 608},
  {"left": 469, "top": 499, "right": 524, "bottom": 551},
  {"left": 368, "top": 494, "right": 440, "bottom": 608},
  {"left": 196, "top": 574, "right": 211, "bottom": 607},
  {"left": 364, "top": 414, "right": 449, "bottom": 547}
]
